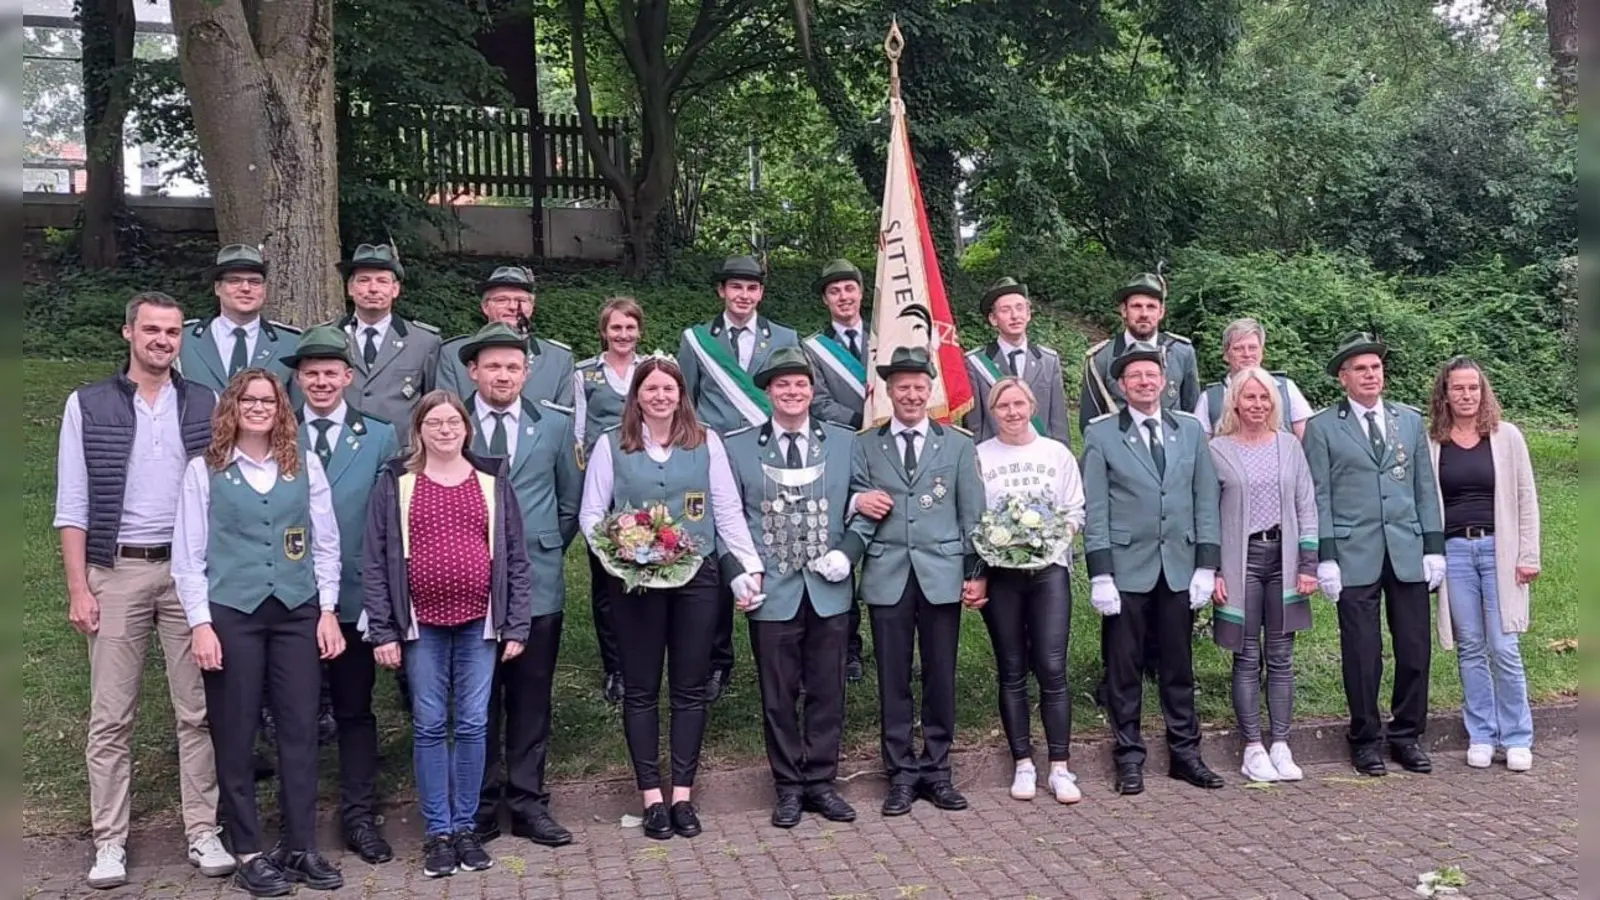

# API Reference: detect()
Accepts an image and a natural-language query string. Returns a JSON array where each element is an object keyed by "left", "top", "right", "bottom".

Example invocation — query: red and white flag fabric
[{"left": 863, "top": 94, "right": 975, "bottom": 426}]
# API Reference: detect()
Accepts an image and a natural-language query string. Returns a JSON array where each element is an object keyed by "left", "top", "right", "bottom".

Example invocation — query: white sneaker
[
  {"left": 86, "top": 842, "right": 128, "bottom": 890},
  {"left": 1466, "top": 744, "right": 1494, "bottom": 768},
  {"left": 1241, "top": 743, "right": 1280, "bottom": 783},
  {"left": 1048, "top": 767, "right": 1082, "bottom": 804},
  {"left": 1506, "top": 747, "right": 1533, "bottom": 772},
  {"left": 1010, "top": 762, "right": 1037, "bottom": 800},
  {"left": 188, "top": 827, "right": 236, "bottom": 877},
  {"left": 1268, "top": 742, "right": 1303, "bottom": 782}
]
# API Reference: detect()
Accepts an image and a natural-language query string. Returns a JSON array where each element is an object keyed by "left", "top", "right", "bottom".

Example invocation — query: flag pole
[{"left": 884, "top": 19, "right": 904, "bottom": 101}]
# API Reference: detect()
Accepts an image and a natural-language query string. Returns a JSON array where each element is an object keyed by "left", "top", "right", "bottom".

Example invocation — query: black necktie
[
  {"left": 489, "top": 411, "right": 509, "bottom": 457},
  {"left": 1143, "top": 419, "right": 1166, "bottom": 478},
  {"left": 1008, "top": 348, "right": 1024, "bottom": 377},
  {"left": 727, "top": 326, "right": 746, "bottom": 364},
  {"left": 362, "top": 326, "right": 379, "bottom": 367},
  {"left": 228, "top": 327, "right": 249, "bottom": 378},
  {"left": 844, "top": 328, "right": 861, "bottom": 361},
  {"left": 311, "top": 419, "right": 335, "bottom": 465},
  {"left": 901, "top": 430, "right": 918, "bottom": 475},
  {"left": 784, "top": 432, "right": 803, "bottom": 468},
  {"left": 1365, "top": 410, "right": 1385, "bottom": 460}
]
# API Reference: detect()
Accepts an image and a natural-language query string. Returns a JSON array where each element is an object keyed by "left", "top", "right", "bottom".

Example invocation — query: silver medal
[
  {"left": 818, "top": 498, "right": 830, "bottom": 512},
  {"left": 773, "top": 498, "right": 786, "bottom": 514},
  {"left": 1391, "top": 465, "right": 1406, "bottom": 480},
  {"left": 805, "top": 499, "right": 817, "bottom": 513},
  {"left": 790, "top": 512, "right": 803, "bottom": 526},
  {"left": 919, "top": 494, "right": 933, "bottom": 510},
  {"left": 760, "top": 500, "right": 772, "bottom": 513},
  {"left": 762, "top": 532, "right": 774, "bottom": 546}
]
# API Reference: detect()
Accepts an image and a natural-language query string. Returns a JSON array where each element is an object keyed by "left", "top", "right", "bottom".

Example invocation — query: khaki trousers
[{"left": 85, "top": 558, "right": 218, "bottom": 844}]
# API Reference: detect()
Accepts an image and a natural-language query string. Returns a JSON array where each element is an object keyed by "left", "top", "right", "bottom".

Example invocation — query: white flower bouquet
[{"left": 971, "top": 492, "right": 1076, "bottom": 571}]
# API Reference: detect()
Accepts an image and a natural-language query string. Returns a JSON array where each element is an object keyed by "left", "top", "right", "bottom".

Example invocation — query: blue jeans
[
  {"left": 1445, "top": 536, "right": 1534, "bottom": 749},
  {"left": 405, "top": 619, "right": 497, "bottom": 836}
]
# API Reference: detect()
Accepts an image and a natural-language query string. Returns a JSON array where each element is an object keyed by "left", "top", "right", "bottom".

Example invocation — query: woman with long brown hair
[
  {"left": 577, "top": 356, "right": 764, "bottom": 839},
  {"left": 171, "top": 369, "right": 346, "bottom": 896},
  {"left": 1427, "top": 358, "right": 1541, "bottom": 772}
]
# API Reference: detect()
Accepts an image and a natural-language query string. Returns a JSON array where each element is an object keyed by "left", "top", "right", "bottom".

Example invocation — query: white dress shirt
[
  {"left": 996, "top": 337, "right": 1029, "bottom": 378},
  {"left": 53, "top": 382, "right": 189, "bottom": 545},
  {"left": 1128, "top": 406, "right": 1164, "bottom": 448},
  {"left": 172, "top": 448, "right": 341, "bottom": 627},
  {"left": 772, "top": 418, "right": 812, "bottom": 463},
  {"left": 571, "top": 353, "right": 638, "bottom": 446},
  {"left": 476, "top": 395, "right": 521, "bottom": 458},
  {"left": 303, "top": 400, "right": 348, "bottom": 448},
  {"left": 1346, "top": 396, "right": 1386, "bottom": 442},
  {"left": 348, "top": 314, "right": 392, "bottom": 359},
  {"left": 724, "top": 313, "right": 757, "bottom": 369},
  {"left": 832, "top": 320, "right": 866, "bottom": 355},
  {"left": 211, "top": 315, "right": 262, "bottom": 368},
  {"left": 579, "top": 429, "right": 764, "bottom": 576}
]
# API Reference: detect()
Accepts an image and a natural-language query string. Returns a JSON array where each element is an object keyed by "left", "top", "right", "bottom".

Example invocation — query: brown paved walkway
[{"left": 25, "top": 735, "right": 1575, "bottom": 900}]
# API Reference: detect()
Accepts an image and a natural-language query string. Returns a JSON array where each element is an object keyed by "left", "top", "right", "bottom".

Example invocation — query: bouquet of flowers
[
  {"left": 590, "top": 505, "right": 704, "bottom": 592},
  {"left": 971, "top": 492, "right": 1076, "bottom": 571}
]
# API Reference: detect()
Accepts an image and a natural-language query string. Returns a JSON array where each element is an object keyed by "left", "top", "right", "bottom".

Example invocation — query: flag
[{"left": 864, "top": 93, "right": 975, "bottom": 426}]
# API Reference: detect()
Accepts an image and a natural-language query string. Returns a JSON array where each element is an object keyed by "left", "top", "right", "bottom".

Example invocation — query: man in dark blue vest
[{"left": 55, "top": 291, "right": 232, "bottom": 889}]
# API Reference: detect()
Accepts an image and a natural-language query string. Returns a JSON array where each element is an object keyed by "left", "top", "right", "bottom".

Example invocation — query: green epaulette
[
  {"left": 724, "top": 425, "right": 755, "bottom": 438},
  {"left": 575, "top": 355, "right": 602, "bottom": 369},
  {"left": 542, "top": 337, "right": 572, "bottom": 351},
  {"left": 1084, "top": 339, "right": 1111, "bottom": 358},
  {"left": 1088, "top": 412, "right": 1117, "bottom": 425},
  {"left": 946, "top": 422, "right": 973, "bottom": 437},
  {"left": 539, "top": 399, "right": 575, "bottom": 415},
  {"left": 1164, "top": 332, "right": 1191, "bottom": 345},
  {"left": 411, "top": 319, "right": 440, "bottom": 334},
  {"left": 268, "top": 320, "right": 302, "bottom": 335}
]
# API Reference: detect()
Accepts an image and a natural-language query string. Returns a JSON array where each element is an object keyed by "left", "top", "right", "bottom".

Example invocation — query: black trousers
[
  {"left": 328, "top": 622, "right": 378, "bottom": 830},
  {"left": 479, "top": 612, "right": 564, "bottom": 825},
  {"left": 1103, "top": 575, "right": 1201, "bottom": 765},
  {"left": 870, "top": 573, "right": 962, "bottom": 786},
  {"left": 204, "top": 598, "right": 321, "bottom": 855},
  {"left": 615, "top": 565, "right": 720, "bottom": 789},
  {"left": 980, "top": 566, "right": 1073, "bottom": 761},
  {"left": 586, "top": 550, "right": 623, "bottom": 678},
  {"left": 846, "top": 575, "right": 864, "bottom": 662},
  {"left": 710, "top": 581, "right": 737, "bottom": 678},
  {"left": 1337, "top": 554, "right": 1432, "bottom": 749},
  {"left": 748, "top": 599, "right": 848, "bottom": 794}
]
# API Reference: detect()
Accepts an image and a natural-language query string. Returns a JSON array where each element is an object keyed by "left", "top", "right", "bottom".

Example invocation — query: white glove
[
  {"left": 1188, "top": 568, "right": 1216, "bottom": 611},
  {"left": 1089, "top": 575, "right": 1121, "bottom": 616},
  {"left": 1317, "top": 561, "right": 1343, "bottom": 601},
  {"left": 731, "top": 572, "right": 761, "bottom": 601},
  {"left": 808, "top": 550, "right": 852, "bottom": 583},
  {"left": 1423, "top": 554, "right": 1446, "bottom": 591}
]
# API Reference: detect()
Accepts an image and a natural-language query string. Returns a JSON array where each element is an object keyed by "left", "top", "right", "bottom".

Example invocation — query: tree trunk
[
  {"left": 1546, "top": 0, "right": 1577, "bottom": 115},
  {"left": 79, "top": 0, "right": 134, "bottom": 269},
  {"left": 169, "top": 0, "right": 341, "bottom": 326}
]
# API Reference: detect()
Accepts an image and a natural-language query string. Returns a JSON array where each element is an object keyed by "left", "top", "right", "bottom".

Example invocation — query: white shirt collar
[
  {"left": 306, "top": 401, "right": 347, "bottom": 426},
  {"left": 1346, "top": 396, "right": 1383, "bottom": 421},
  {"left": 723, "top": 312, "right": 757, "bottom": 333},
  {"left": 833, "top": 320, "right": 864, "bottom": 337},
  {"left": 773, "top": 418, "right": 812, "bottom": 439},
  {"left": 1128, "top": 406, "right": 1163, "bottom": 429},
  {"left": 351, "top": 314, "right": 392, "bottom": 339},
  {"left": 997, "top": 336, "right": 1029, "bottom": 357},
  {"left": 229, "top": 444, "right": 277, "bottom": 468},
  {"left": 1122, "top": 330, "right": 1157, "bottom": 349},
  {"left": 215, "top": 315, "right": 261, "bottom": 340},
  {"left": 475, "top": 394, "right": 520, "bottom": 423},
  {"left": 890, "top": 417, "right": 928, "bottom": 438}
]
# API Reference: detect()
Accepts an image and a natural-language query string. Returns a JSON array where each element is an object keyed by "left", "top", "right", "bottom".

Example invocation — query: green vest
[
  {"left": 206, "top": 459, "right": 318, "bottom": 613},
  {"left": 578, "top": 359, "right": 628, "bottom": 454},
  {"left": 607, "top": 432, "right": 716, "bottom": 552}
]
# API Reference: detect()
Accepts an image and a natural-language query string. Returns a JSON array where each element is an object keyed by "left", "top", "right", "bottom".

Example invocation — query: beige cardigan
[{"left": 1428, "top": 422, "right": 1541, "bottom": 649}]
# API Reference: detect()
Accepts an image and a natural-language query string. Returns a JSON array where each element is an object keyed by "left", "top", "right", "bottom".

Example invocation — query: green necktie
[
  {"left": 1365, "top": 410, "right": 1385, "bottom": 460},
  {"left": 784, "top": 432, "right": 803, "bottom": 468},
  {"left": 311, "top": 418, "right": 335, "bottom": 465},
  {"left": 1143, "top": 419, "right": 1166, "bottom": 478},
  {"left": 228, "top": 326, "right": 249, "bottom": 378},
  {"left": 727, "top": 326, "right": 746, "bottom": 365},
  {"left": 901, "top": 430, "right": 918, "bottom": 476},
  {"left": 489, "top": 411, "right": 509, "bottom": 457}
]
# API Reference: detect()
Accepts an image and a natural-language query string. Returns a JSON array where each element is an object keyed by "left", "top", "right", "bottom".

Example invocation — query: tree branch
[
  {"left": 567, "top": 0, "right": 633, "bottom": 203},
  {"left": 664, "top": 0, "right": 746, "bottom": 94}
]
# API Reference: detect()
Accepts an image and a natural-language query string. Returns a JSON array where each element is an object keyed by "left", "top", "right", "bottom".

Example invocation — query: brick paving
[{"left": 25, "top": 735, "right": 1576, "bottom": 900}]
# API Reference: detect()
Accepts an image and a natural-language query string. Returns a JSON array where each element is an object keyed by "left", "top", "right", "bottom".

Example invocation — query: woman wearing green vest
[
  {"left": 172, "top": 369, "right": 346, "bottom": 897},
  {"left": 578, "top": 356, "right": 765, "bottom": 840}
]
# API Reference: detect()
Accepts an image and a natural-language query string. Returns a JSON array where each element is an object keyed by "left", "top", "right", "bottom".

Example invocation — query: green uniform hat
[
  {"left": 457, "top": 322, "right": 528, "bottom": 365},
  {"left": 1109, "top": 340, "right": 1165, "bottom": 379},
  {"left": 337, "top": 243, "right": 405, "bottom": 281},
  {"left": 1325, "top": 331, "right": 1388, "bottom": 377},
  {"left": 753, "top": 345, "right": 815, "bottom": 390},
  {"left": 476, "top": 265, "right": 537, "bottom": 297},
  {"left": 979, "top": 277, "right": 1029, "bottom": 316},
  {"left": 1113, "top": 272, "right": 1168, "bottom": 305},
  {"left": 813, "top": 259, "right": 863, "bottom": 295},
  {"left": 714, "top": 255, "right": 765, "bottom": 284},
  {"left": 205, "top": 244, "right": 268, "bottom": 282},
  {"left": 875, "top": 345, "right": 937, "bottom": 380},
  {"left": 283, "top": 324, "right": 354, "bottom": 369}
]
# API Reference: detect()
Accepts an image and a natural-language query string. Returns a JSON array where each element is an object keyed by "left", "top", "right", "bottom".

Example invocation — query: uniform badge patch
[
  {"left": 684, "top": 491, "right": 707, "bottom": 521},
  {"left": 284, "top": 527, "right": 308, "bottom": 561}
]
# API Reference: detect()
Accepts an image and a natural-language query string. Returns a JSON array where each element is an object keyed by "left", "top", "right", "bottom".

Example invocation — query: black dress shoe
[
  {"left": 1390, "top": 743, "right": 1433, "bottom": 774},
  {"left": 1114, "top": 762, "right": 1145, "bottom": 795},
  {"left": 771, "top": 793, "right": 803, "bottom": 829},
  {"left": 270, "top": 848, "right": 343, "bottom": 891},
  {"left": 513, "top": 812, "right": 574, "bottom": 847},
  {"left": 603, "top": 672, "right": 625, "bottom": 705},
  {"left": 343, "top": 821, "right": 394, "bottom": 864},
  {"left": 1169, "top": 757, "right": 1226, "bottom": 789},
  {"left": 916, "top": 780, "right": 968, "bottom": 811},
  {"left": 1352, "top": 747, "right": 1388, "bottom": 777},
  {"left": 670, "top": 801, "right": 702, "bottom": 837},
  {"left": 704, "top": 669, "right": 729, "bottom": 703},
  {"left": 845, "top": 657, "right": 864, "bottom": 684},
  {"left": 881, "top": 784, "right": 916, "bottom": 817},
  {"left": 474, "top": 813, "right": 502, "bottom": 843},
  {"left": 641, "top": 803, "right": 673, "bottom": 840},
  {"left": 803, "top": 789, "right": 857, "bottom": 823},
  {"left": 234, "top": 856, "right": 292, "bottom": 897}
]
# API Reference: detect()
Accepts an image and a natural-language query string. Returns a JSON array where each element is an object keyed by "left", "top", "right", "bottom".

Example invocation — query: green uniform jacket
[
  {"left": 1302, "top": 399, "right": 1443, "bottom": 587},
  {"left": 676, "top": 315, "right": 800, "bottom": 434},
  {"left": 1077, "top": 332, "right": 1199, "bottom": 440},
  {"left": 336, "top": 315, "right": 441, "bottom": 441},
  {"left": 803, "top": 332, "right": 868, "bottom": 429},
  {"left": 848, "top": 421, "right": 985, "bottom": 605},
  {"left": 962, "top": 340, "right": 1070, "bottom": 444},
  {"left": 723, "top": 420, "right": 866, "bottom": 621},
  {"left": 298, "top": 406, "right": 399, "bottom": 622},
  {"left": 436, "top": 334, "right": 575, "bottom": 407},
  {"left": 1082, "top": 409, "right": 1221, "bottom": 593},
  {"left": 176, "top": 316, "right": 302, "bottom": 402},
  {"left": 467, "top": 395, "right": 583, "bottom": 616}
]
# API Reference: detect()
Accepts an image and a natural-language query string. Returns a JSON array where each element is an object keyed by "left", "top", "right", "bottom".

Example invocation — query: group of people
[{"left": 55, "top": 245, "right": 1543, "bottom": 897}]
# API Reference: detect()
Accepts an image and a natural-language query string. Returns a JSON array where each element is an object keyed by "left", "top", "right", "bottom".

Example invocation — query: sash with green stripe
[
  {"left": 804, "top": 334, "right": 866, "bottom": 398},
  {"left": 685, "top": 324, "right": 772, "bottom": 428},
  {"left": 970, "top": 351, "right": 1044, "bottom": 435}
]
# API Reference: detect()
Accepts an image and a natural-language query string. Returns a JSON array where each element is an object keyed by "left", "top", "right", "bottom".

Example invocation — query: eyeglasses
[
  {"left": 421, "top": 418, "right": 465, "bottom": 432},
  {"left": 222, "top": 275, "right": 265, "bottom": 287},
  {"left": 239, "top": 396, "right": 279, "bottom": 408}
]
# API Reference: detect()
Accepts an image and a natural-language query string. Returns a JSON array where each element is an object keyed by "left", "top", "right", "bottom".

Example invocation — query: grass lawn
[{"left": 22, "top": 359, "right": 1578, "bottom": 835}]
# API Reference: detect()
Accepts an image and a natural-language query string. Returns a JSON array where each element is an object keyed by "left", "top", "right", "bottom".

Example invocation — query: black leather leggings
[{"left": 979, "top": 565, "right": 1073, "bottom": 761}]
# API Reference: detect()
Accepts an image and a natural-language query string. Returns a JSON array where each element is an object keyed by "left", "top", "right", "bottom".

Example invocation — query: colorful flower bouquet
[
  {"left": 971, "top": 493, "right": 1076, "bottom": 570},
  {"left": 590, "top": 505, "right": 703, "bottom": 592}
]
